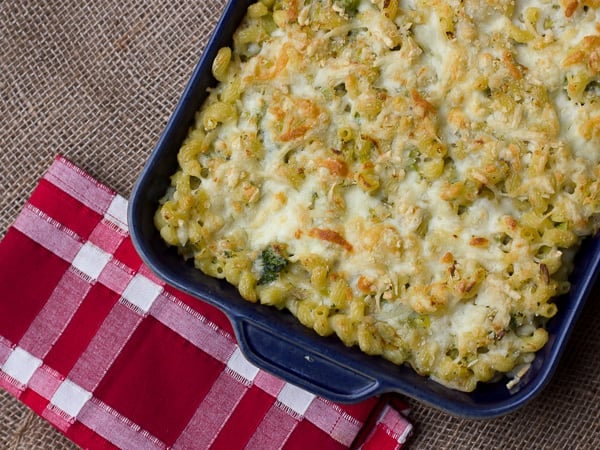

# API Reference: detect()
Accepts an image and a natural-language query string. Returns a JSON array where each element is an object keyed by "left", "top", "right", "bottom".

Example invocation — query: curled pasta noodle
[
  {"left": 297, "top": 301, "right": 317, "bottom": 328},
  {"left": 518, "top": 328, "right": 548, "bottom": 353},
  {"left": 330, "top": 314, "right": 357, "bottom": 346},
  {"left": 313, "top": 305, "right": 333, "bottom": 336},
  {"left": 202, "top": 101, "right": 237, "bottom": 130},
  {"left": 212, "top": 47, "right": 232, "bottom": 82},
  {"left": 238, "top": 271, "right": 258, "bottom": 303},
  {"left": 357, "top": 323, "right": 383, "bottom": 355},
  {"left": 258, "top": 284, "right": 287, "bottom": 307},
  {"left": 248, "top": 1, "right": 269, "bottom": 18}
]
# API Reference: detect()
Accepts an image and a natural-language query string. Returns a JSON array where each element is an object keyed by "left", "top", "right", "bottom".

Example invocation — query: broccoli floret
[{"left": 258, "top": 245, "right": 288, "bottom": 285}]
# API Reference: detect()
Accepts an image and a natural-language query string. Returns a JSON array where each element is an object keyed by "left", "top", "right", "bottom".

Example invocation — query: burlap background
[{"left": 0, "top": 0, "right": 598, "bottom": 448}]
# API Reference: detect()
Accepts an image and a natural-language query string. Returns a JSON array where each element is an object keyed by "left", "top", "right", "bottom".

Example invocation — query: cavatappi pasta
[{"left": 156, "top": 0, "right": 600, "bottom": 391}]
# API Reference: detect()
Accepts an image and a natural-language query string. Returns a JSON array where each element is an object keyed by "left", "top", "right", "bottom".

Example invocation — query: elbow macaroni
[{"left": 156, "top": 0, "right": 600, "bottom": 391}]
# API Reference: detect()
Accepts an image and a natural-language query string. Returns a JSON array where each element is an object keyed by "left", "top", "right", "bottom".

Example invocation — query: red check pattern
[{"left": 0, "top": 156, "right": 413, "bottom": 449}]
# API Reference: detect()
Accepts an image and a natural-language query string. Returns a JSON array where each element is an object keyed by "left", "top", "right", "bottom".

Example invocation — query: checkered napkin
[{"left": 0, "top": 156, "right": 413, "bottom": 449}]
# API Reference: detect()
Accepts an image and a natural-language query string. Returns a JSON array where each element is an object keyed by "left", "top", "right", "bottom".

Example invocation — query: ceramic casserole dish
[{"left": 128, "top": 0, "right": 600, "bottom": 418}]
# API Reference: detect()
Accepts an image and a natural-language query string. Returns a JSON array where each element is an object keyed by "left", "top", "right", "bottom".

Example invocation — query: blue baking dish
[{"left": 128, "top": 0, "right": 600, "bottom": 418}]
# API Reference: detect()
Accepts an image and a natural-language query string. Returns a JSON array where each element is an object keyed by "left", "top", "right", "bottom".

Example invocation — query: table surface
[{"left": 1, "top": 1, "right": 599, "bottom": 448}]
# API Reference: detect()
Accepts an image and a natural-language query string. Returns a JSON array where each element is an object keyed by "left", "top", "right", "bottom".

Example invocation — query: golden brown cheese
[{"left": 156, "top": 0, "right": 600, "bottom": 391}]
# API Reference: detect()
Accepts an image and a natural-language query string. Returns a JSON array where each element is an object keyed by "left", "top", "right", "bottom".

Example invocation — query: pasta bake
[{"left": 155, "top": 0, "right": 600, "bottom": 391}]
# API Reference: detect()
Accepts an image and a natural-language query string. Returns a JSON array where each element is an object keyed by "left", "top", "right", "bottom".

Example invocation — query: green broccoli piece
[{"left": 258, "top": 245, "right": 288, "bottom": 285}]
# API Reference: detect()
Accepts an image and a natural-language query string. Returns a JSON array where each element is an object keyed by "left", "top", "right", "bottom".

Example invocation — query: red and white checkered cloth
[{"left": 0, "top": 156, "right": 413, "bottom": 449}]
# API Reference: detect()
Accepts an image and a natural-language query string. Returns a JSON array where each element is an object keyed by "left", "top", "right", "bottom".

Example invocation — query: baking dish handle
[{"left": 233, "top": 317, "right": 382, "bottom": 403}]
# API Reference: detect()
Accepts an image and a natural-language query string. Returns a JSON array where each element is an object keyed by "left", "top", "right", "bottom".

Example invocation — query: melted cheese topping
[{"left": 156, "top": 0, "right": 600, "bottom": 391}]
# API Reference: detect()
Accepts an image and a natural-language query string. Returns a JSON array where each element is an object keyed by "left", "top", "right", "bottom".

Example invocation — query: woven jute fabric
[{"left": 0, "top": 0, "right": 598, "bottom": 448}]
